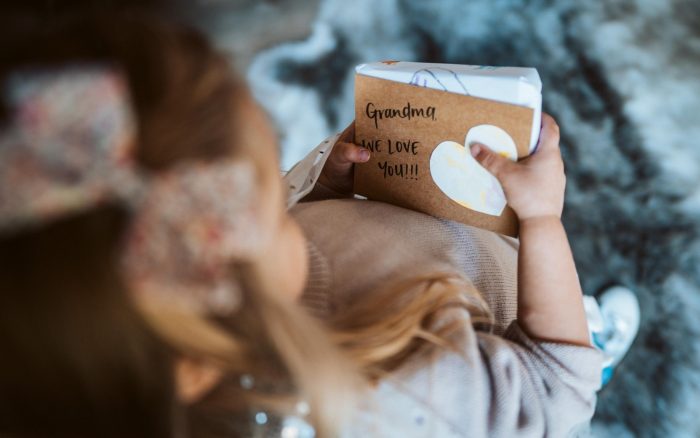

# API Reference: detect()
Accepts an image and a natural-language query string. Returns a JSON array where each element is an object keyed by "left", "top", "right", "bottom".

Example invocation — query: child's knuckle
[
  {"left": 546, "top": 123, "right": 559, "bottom": 139},
  {"left": 481, "top": 153, "right": 496, "bottom": 169}
]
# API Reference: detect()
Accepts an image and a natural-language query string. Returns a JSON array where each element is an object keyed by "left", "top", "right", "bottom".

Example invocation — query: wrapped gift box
[{"left": 353, "top": 61, "right": 542, "bottom": 236}]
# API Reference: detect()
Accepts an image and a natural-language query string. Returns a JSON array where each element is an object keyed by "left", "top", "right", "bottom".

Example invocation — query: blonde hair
[
  {"left": 328, "top": 272, "right": 493, "bottom": 382},
  {"left": 159, "top": 269, "right": 493, "bottom": 434},
  {"left": 147, "top": 264, "right": 359, "bottom": 438}
]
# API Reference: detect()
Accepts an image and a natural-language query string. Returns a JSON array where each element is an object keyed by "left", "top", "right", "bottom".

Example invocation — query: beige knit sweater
[{"left": 291, "top": 198, "right": 603, "bottom": 438}]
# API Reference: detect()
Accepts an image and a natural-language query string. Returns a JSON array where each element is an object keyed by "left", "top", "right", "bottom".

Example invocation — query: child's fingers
[
  {"left": 335, "top": 141, "right": 370, "bottom": 164},
  {"left": 470, "top": 143, "right": 517, "bottom": 181},
  {"left": 537, "top": 113, "right": 561, "bottom": 153}
]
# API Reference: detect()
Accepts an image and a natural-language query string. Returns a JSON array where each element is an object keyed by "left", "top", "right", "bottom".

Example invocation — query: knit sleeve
[
  {"left": 470, "top": 320, "right": 603, "bottom": 437},
  {"left": 355, "top": 315, "right": 603, "bottom": 437},
  {"left": 283, "top": 133, "right": 341, "bottom": 208},
  {"left": 284, "top": 132, "right": 361, "bottom": 207}
]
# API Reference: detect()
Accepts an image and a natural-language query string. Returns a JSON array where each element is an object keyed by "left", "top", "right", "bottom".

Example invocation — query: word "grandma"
[{"left": 366, "top": 102, "right": 436, "bottom": 129}]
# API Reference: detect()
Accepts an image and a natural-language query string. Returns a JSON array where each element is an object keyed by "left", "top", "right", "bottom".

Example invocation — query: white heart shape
[{"left": 430, "top": 125, "right": 517, "bottom": 216}]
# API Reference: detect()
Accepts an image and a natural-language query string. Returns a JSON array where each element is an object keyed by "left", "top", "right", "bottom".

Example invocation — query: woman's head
[{"left": 0, "top": 8, "right": 352, "bottom": 437}]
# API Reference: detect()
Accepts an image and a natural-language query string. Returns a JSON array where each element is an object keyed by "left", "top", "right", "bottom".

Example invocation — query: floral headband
[{"left": 0, "top": 66, "right": 262, "bottom": 316}]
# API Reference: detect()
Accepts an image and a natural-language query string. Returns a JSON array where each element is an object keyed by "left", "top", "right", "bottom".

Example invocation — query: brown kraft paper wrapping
[{"left": 353, "top": 74, "right": 534, "bottom": 237}]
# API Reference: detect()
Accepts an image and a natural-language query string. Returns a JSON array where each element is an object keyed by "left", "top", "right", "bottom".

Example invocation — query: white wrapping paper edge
[{"left": 355, "top": 61, "right": 542, "bottom": 152}]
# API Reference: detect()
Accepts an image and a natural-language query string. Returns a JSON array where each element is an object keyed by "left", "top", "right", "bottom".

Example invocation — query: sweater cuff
[{"left": 503, "top": 320, "right": 604, "bottom": 391}]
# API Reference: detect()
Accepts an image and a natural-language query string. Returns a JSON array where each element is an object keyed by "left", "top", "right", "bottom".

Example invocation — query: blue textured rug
[{"left": 247, "top": 1, "right": 700, "bottom": 436}]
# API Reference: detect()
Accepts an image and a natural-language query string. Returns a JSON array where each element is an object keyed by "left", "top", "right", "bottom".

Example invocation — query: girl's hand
[
  {"left": 318, "top": 122, "right": 370, "bottom": 195},
  {"left": 470, "top": 113, "right": 565, "bottom": 221}
]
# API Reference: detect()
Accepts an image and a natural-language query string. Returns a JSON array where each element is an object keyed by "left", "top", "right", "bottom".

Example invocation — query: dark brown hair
[{"left": 0, "top": 6, "right": 242, "bottom": 438}]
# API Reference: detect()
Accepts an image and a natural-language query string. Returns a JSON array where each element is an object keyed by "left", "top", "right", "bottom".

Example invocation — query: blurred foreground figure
[{"left": 0, "top": 5, "right": 355, "bottom": 437}]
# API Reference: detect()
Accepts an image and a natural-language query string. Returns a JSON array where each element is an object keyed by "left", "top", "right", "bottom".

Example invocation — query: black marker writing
[
  {"left": 366, "top": 102, "right": 436, "bottom": 129},
  {"left": 387, "top": 139, "right": 419, "bottom": 155},
  {"left": 360, "top": 139, "right": 382, "bottom": 152},
  {"left": 378, "top": 161, "right": 419, "bottom": 180}
]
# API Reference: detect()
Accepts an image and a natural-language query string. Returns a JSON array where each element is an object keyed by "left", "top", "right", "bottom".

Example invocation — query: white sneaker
[
  {"left": 583, "top": 286, "right": 640, "bottom": 387},
  {"left": 593, "top": 285, "right": 641, "bottom": 368}
]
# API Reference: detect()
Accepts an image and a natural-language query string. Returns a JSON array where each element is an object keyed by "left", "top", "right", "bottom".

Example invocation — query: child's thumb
[{"left": 470, "top": 143, "right": 515, "bottom": 180}]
